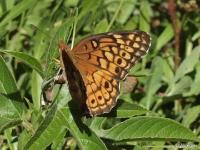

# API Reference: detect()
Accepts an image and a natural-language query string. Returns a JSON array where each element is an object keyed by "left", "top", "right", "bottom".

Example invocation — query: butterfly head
[{"left": 58, "top": 41, "right": 70, "bottom": 52}]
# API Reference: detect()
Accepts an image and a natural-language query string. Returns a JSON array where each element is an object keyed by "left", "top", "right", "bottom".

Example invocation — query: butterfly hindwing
[{"left": 84, "top": 70, "right": 119, "bottom": 116}]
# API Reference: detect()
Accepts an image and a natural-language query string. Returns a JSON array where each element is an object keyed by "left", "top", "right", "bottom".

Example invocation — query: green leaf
[
  {"left": 61, "top": 108, "right": 107, "bottom": 150},
  {"left": 0, "top": 94, "right": 22, "bottom": 132},
  {"left": 64, "top": 0, "right": 79, "bottom": 7},
  {"left": 115, "top": 102, "right": 149, "bottom": 118},
  {"left": 18, "top": 130, "right": 32, "bottom": 150},
  {"left": 139, "top": 0, "right": 152, "bottom": 32},
  {"left": 23, "top": 84, "right": 70, "bottom": 149},
  {"left": 94, "top": 19, "right": 108, "bottom": 34},
  {"left": 25, "top": 107, "right": 108, "bottom": 150},
  {"left": 117, "top": 0, "right": 136, "bottom": 24},
  {"left": 1, "top": 50, "right": 44, "bottom": 77},
  {"left": 0, "top": 0, "right": 37, "bottom": 28},
  {"left": 182, "top": 106, "right": 200, "bottom": 128},
  {"left": 0, "top": 56, "right": 25, "bottom": 132},
  {"left": 91, "top": 117, "right": 199, "bottom": 142},
  {"left": 167, "top": 76, "right": 193, "bottom": 96},
  {"left": 155, "top": 24, "right": 174, "bottom": 53},
  {"left": 31, "top": 71, "right": 42, "bottom": 111},
  {"left": 23, "top": 102, "right": 63, "bottom": 150},
  {"left": 124, "top": 16, "right": 138, "bottom": 30},
  {"left": 174, "top": 46, "right": 200, "bottom": 82},
  {"left": 78, "top": 0, "right": 102, "bottom": 21},
  {"left": 24, "top": 85, "right": 107, "bottom": 150},
  {"left": 44, "top": 17, "right": 75, "bottom": 79},
  {"left": 51, "top": 129, "right": 66, "bottom": 150},
  {"left": 32, "top": 18, "right": 51, "bottom": 59},
  {"left": 143, "top": 57, "right": 163, "bottom": 109},
  {"left": 0, "top": 56, "right": 18, "bottom": 94},
  {"left": 186, "top": 63, "right": 200, "bottom": 95},
  {"left": 4, "top": 129, "right": 15, "bottom": 150},
  {"left": 162, "top": 59, "right": 174, "bottom": 85}
]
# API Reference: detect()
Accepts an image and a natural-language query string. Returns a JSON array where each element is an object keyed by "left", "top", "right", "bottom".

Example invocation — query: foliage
[{"left": 0, "top": 0, "right": 200, "bottom": 149}]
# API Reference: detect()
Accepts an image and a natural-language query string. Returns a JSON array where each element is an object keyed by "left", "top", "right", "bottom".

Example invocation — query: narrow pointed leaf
[
  {"left": 2, "top": 50, "right": 44, "bottom": 77},
  {"left": 115, "top": 102, "right": 149, "bottom": 118},
  {"left": 0, "top": 0, "right": 37, "bottom": 27},
  {"left": 0, "top": 56, "right": 25, "bottom": 132},
  {"left": 174, "top": 46, "right": 200, "bottom": 82}
]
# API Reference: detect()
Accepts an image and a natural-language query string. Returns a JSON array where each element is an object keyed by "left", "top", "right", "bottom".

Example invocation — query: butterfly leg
[
  {"left": 54, "top": 68, "right": 66, "bottom": 84},
  {"left": 41, "top": 77, "right": 55, "bottom": 107}
]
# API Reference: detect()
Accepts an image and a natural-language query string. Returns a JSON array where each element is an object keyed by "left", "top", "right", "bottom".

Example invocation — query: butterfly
[{"left": 58, "top": 30, "right": 151, "bottom": 117}]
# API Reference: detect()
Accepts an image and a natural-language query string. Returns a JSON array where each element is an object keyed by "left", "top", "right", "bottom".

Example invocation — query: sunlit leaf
[{"left": 90, "top": 117, "right": 198, "bottom": 142}]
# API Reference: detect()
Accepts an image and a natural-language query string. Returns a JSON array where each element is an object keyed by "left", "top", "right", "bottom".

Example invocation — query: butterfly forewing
[
  {"left": 73, "top": 31, "right": 151, "bottom": 80},
  {"left": 61, "top": 31, "right": 151, "bottom": 116}
]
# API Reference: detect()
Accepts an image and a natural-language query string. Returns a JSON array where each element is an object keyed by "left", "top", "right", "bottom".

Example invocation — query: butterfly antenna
[{"left": 58, "top": 41, "right": 71, "bottom": 52}]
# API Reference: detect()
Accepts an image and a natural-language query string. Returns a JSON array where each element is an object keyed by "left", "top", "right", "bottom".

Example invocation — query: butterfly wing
[
  {"left": 70, "top": 31, "right": 151, "bottom": 116},
  {"left": 59, "top": 42, "right": 87, "bottom": 110}
]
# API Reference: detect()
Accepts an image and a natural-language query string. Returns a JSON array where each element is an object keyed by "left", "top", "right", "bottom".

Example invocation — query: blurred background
[{"left": 0, "top": 0, "right": 200, "bottom": 149}]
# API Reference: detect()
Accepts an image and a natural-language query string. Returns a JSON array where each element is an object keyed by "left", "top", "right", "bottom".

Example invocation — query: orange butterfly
[{"left": 59, "top": 31, "right": 151, "bottom": 116}]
